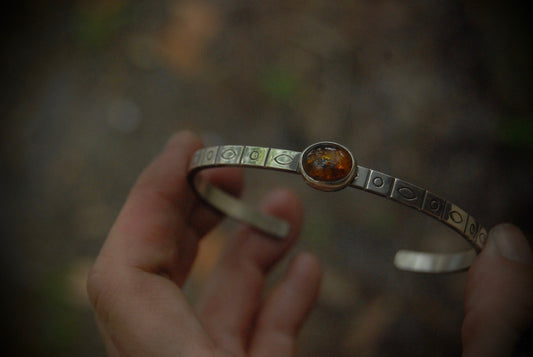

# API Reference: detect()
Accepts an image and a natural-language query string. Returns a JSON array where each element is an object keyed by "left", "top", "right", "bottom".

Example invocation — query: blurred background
[{"left": 1, "top": 0, "right": 532, "bottom": 356}]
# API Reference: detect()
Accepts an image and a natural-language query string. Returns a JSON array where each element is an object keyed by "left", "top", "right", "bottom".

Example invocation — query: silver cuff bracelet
[{"left": 187, "top": 141, "right": 488, "bottom": 274}]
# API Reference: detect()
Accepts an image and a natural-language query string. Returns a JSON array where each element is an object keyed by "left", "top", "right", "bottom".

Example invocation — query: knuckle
[
  {"left": 86, "top": 265, "right": 116, "bottom": 319},
  {"left": 86, "top": 266, "right": 104, "bottom": 309}
]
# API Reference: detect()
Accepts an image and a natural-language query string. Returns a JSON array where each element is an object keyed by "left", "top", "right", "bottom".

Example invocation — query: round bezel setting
[{"left": 299, "top": 141, "right": 357, "bottom": 191}]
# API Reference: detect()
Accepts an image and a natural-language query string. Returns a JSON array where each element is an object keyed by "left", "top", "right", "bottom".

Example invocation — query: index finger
[
  {"left": 87, "top": 132, "right": 246, "bottom": 355},
  {"left": 97, "top": 130, "right": 243, "bottom": 279}
]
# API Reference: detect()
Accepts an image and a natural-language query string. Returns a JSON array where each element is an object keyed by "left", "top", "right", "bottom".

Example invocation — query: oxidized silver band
[{"left": 187, "top": 142, "right": 488, "bottom": 273}]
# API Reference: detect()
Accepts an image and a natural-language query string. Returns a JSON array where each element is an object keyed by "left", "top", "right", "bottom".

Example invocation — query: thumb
[{"left": 462, "top": 223, "right": 533, "bottom": 357}]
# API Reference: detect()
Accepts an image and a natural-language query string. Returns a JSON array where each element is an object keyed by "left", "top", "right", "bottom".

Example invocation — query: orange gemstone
[{"left": 302, "top": 144, "right": 353, "bottom": 182}]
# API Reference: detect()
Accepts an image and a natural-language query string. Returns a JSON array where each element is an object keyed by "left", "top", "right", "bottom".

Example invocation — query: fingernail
[{"left": 484, "top": 223, "right": 533, "bottom": 265}]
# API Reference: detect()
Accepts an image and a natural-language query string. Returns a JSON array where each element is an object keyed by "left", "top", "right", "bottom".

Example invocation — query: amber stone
[{"left": 302, "top": 144, "right": 353, "bottom": 182}]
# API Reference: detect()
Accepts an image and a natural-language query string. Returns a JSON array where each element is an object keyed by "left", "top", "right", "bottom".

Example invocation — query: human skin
[{"left": 87, "top": 131, "right": 533, "bottom": 356}]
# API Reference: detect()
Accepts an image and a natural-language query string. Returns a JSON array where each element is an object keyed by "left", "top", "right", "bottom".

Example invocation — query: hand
[
  {"left": 463, "top": 223, "right": 533, "bottom": 356},
  {"left": 87, "top": 131, "right": 322, "bottom": 356},
  {"left": 87, "top": 131, "right": 533, "bottom": 356}
]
